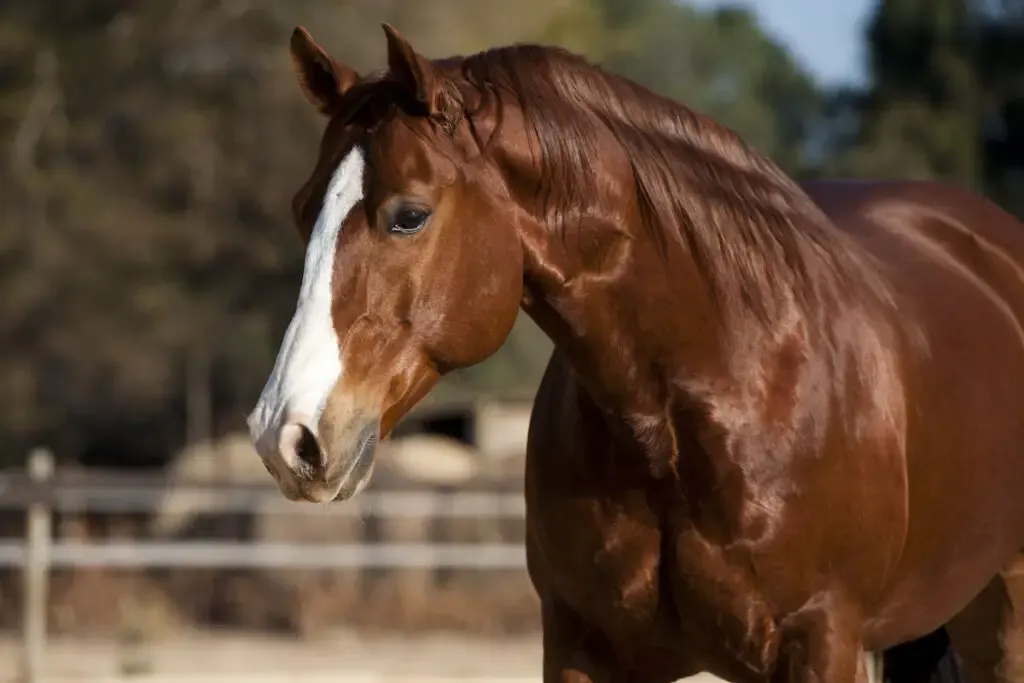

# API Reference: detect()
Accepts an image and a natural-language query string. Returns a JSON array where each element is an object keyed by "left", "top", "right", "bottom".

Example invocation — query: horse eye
[{"left": 389, "top": 207, "right": 431, "bottom": 235}]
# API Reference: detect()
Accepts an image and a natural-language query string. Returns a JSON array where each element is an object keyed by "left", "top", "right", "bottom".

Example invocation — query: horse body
[
  {"left": 524, "top": 177, "right": 1024, "bottom": 681},
  {"left": 808, "top": 181, "right": 1024, "bottom": 645},
  {"left": 249, "top": 25, "right": 1024, "bottom": 683}
]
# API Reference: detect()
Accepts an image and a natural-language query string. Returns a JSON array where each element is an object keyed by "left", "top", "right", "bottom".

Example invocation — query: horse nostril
[
  {"left": 295, "top": 424, "right": 324, "bottom": 469},
  {"left": 278, "top": 422, "right": 325, "bottom": 470}
]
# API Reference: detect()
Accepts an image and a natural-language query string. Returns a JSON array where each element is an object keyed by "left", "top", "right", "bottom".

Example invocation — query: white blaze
[{"left": 247, "top": 148, "right": 365, "bottom": 445}]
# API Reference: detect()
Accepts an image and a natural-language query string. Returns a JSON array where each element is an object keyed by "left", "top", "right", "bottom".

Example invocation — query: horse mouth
[{"left": 331, "top": 422, "right": 379, "bottom": 502}]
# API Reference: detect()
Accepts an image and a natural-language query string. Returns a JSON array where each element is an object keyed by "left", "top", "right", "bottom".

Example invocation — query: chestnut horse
[{"left": 246, "top": 24, "right": 1024, "bottom": 683}]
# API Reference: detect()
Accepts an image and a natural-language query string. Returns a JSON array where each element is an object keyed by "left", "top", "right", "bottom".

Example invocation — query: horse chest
[
  {"left": 525, "top": 361, "right": 750, "bottom": 644},
  {"left": 525, "top": 436, "right": 773, "bottom": 677},
  {"left": 525, "top": 474, "right": 669, "bottom": 639}
]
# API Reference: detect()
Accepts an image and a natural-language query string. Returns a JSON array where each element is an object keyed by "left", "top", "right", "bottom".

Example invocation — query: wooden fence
[{"left": 0, "top": 449, "right": 529, "bottom": 683}]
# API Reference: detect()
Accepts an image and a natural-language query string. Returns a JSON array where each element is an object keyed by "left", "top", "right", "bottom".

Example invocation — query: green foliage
[{"left": 822, "top": 0, "right": 1024, "bottom": 216}]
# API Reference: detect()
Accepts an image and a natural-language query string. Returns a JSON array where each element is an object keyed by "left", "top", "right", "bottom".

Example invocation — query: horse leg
[
  {"left": 866, "top": 650, "right": 885, "bottom": 683},
  {"left": 944, "top": 553, "right": 1024, "bottom": 683},
  {"left": 540, "top": 596, "right": 624, "bottom": 683},
  {"left": 771, "top": 592, "right": 867, "bottom": 683}
]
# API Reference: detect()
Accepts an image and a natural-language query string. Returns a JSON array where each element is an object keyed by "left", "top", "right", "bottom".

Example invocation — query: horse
[{"left": 245, "top": 23, "right": 1024, "bottom": 683}]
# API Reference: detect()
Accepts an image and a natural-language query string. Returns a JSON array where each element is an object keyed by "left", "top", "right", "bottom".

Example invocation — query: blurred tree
[
  {"left": 822, "top": 0, "right": 1024, "bottom": 220},
  {"left": 975, "top": 2, "right": 1024, "bottom": 216},
  {"left": 822, "top": 0, "right": 981, "bottom": 186}
]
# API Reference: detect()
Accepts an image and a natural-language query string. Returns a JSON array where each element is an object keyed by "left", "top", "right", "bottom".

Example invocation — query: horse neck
[
  {"left": 517, "top": 206, "right": 732, "bottom": 429},
  {"left": 516, "top": 201, "right": 854, "bottom": 485},
  {"left": 487, "top": 98, "right": 840, "bottom": 470}
]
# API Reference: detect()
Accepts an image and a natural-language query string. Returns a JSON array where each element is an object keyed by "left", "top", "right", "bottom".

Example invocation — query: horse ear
[
  {"left": 382, "top": 23, "right": 441, "bottom": 115},
  {"left": 289, "top": 26, "right": 359, "bottom": 116}
]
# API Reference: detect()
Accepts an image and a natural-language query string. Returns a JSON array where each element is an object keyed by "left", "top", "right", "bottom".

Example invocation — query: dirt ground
[
  {"left": 0, "top": 629, "right": 545, "bottom": 682},
  {"left": 0, "top": 630, "right": 732, "bottom": 683}
]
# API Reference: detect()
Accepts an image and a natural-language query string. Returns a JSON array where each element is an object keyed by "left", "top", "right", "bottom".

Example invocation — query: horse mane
[{"left": 449, "top": 44, "right": 895, "bottom": 331}]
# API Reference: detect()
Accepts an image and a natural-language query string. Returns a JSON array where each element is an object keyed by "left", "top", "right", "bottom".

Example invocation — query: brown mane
[{"left": 449, "top": 44, "right": 895, "bottom": 329}]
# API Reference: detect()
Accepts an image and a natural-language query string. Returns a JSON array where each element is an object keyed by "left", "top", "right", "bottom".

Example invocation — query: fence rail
[
  {"left": 0, "top": 540, "right": 526, "bottom": 569},
  {"left": 0, "top": 483, "right": 526, "bottom": 517},
  {"left": 1, "top": 448, "right": 530, "bottom": 683}
]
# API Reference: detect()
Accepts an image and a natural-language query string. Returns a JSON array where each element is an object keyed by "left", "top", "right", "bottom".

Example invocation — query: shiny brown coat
[{"left": 268, "top": 25, "right": 1024, "bottom": 683}]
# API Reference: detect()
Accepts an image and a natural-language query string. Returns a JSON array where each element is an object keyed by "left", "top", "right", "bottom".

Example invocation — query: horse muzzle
[{"left": 250, "top": 411, "right": 379, "bottom": 503}]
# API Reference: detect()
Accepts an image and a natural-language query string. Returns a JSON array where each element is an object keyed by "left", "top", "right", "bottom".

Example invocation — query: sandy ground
[
  {"left": 0, "top": 630, "right": 728, "bottom": 683},
  {"left": 0, "top": 629, "right": 543, "bottom": 682}
]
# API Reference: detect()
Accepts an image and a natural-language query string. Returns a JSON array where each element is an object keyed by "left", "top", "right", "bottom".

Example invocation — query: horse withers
[{"left": 246, "top": 24, "right": 1024, "bottom": 683}]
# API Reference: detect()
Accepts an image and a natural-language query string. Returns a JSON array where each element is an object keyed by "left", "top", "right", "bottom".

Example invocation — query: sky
[{"left": 691, "top": 0, "right": 875, "bottom": 86}]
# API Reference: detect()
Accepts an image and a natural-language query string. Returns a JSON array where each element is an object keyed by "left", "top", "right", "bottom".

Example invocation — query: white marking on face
[{"left": 247, "top": 147, "right": 366, "bottom": 454}]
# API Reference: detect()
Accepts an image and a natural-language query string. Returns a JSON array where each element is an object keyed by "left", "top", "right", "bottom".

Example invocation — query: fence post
[{"left": 22, "top": 447, "right": 54, "bottom": 683}]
